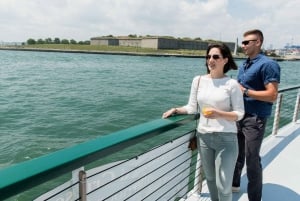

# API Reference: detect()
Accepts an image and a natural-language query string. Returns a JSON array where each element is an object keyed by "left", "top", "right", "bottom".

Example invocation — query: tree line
[{"left": 26, "top": 38, "right": 90, "bottom": 45}]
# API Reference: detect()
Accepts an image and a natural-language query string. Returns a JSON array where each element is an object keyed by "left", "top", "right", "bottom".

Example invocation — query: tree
[
  {"left": 37, "top": 39, "right": 45, "bottom": 44},
  {"left": 61, "top": 39, "right": 70, "bottom": 44},
  {"left": 70, "top": 39, "right": 77, "bottom": 44},
  {"left": 54, "top": 38, "right": 60, "bottom": 44},
  {"left": 128, "top": 34, "right": 137, "bottom": 38},
  {"left": 27, "top": 38, "right": 36, "bottom": 45},
  {"left": 182, "top": 37, "right": 192, "bottom": 40},
  {"left": 45, "top": 38, "right": 52, "bottom": 44}
]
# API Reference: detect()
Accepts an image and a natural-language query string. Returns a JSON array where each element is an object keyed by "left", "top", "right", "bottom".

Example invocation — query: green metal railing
[
  {"left": 0, "top": 114, "right": 198, "bottom": 200},
  {"left": 0, "top": 85, "right": 300, "bottom": 200}
]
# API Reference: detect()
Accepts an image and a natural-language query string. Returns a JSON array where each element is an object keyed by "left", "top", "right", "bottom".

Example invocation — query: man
[{"left": 232, "top": 29, "right": 280, "bottom": 201}]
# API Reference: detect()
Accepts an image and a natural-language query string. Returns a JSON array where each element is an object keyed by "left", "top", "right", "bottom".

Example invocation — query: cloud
[{"left": 0, "top": 0, "right": 299, "bottom": 48}]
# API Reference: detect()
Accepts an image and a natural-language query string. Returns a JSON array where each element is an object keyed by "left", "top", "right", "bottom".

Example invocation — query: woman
[{"left": 162, "top": 43, "right": 244, "bottom": 201}]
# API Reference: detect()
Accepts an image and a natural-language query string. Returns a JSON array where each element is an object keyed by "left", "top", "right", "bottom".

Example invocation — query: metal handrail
[
  {"left": 272, "top": 93, "right": 283, "bottom": 135},
  {"left": 292, "top": 89, "right": 300, "bottom": 122},
  {"left": 271, "top": 86, "right": 300, "bottom": 135},
  {"left": 0, "top": 114, "right": 198, "bottom": 200}
]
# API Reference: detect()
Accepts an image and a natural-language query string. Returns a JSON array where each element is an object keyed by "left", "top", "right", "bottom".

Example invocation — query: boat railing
[{"left": 0, "top": 85, "right": 300, "bottom": 201}]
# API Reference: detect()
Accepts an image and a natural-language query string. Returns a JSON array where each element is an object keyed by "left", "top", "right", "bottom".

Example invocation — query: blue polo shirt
[{"left": 237, "top": 53, "right": 280, "bottom": 117}]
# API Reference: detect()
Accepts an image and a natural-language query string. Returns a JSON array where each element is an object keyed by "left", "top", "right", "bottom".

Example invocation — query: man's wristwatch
[{"left": 244, "top": 88, "right": 249, "bottom": 96}]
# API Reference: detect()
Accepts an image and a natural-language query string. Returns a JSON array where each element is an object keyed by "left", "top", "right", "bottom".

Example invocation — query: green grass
[
  {"left": 8, "top": 44, "right": 248, "bottom": 58},
  {"left": 23, "top": 44, "right": 208, "bottom": 56}
]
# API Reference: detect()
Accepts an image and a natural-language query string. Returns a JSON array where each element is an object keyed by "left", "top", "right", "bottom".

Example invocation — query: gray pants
[
  {"left": 233, "top": 114, "right": 266, "bottom": 201},
  {"left": 197, "top": 132, "right": 238, "bottom": 201}
]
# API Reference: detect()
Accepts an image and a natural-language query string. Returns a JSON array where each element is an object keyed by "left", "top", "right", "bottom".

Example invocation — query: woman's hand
[
  {"left": 203, "top": 108, "right": 238, "bottom": 121},
  {"left": 202, "top": 107, "right": 214, "bottom": 118},
  {"left": 202, "top": 107, "right": 221, "bottom": 119},
  {"left": 162, "top": 108, "right": 177, "bottom": 119}
]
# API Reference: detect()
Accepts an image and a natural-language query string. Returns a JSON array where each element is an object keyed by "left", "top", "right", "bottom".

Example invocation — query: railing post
[
  {"left": 193, "top": 153, "right": 203, "bottom": 194},
  {"left": 292, "top": 89, "right": 300, "bottom": 123},
  {"left": 272, "top": 93, "right": 283, "bottom": 135},
  {"left": 79, "top": 170, "right": 87, "bottom": 201}
]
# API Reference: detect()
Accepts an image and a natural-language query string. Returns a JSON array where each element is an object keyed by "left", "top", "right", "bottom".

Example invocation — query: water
[{"left": 0, "top": 50, "right": 299, "bottom": 169}]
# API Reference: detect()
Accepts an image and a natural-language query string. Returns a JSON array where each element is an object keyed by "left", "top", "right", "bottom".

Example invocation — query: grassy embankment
[
  {"left": 21, "top": 44, "right": 208, "bottom": 57},
  {"left": 4, "top": 44, "right": 248, "bottom": 58}
]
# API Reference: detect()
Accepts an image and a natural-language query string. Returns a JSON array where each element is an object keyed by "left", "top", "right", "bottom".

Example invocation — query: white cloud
[{"left": 0, "top": 0, "right": 299, "bottom": 48}]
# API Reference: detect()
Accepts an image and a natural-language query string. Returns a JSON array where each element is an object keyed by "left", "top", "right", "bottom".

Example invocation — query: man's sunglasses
[
  {"left": 242, "top": 40, "right": 257, "bottom": 45},
  {"left": 206, "top": 54, "right": 221, "bottom": 60}
]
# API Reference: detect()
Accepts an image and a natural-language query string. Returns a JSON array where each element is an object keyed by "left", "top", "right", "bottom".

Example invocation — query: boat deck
[{"left": 188, "top": 121, "right": 300, "bottom": 201}]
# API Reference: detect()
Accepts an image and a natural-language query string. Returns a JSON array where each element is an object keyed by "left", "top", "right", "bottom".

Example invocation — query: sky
[{"left": 0, "top": 0, "right": 299, "bottom": 49}]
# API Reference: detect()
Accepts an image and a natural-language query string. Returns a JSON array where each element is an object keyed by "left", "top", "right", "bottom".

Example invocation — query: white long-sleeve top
[{"left": 183, "top": 75, "right": 245, "bottom": 133}]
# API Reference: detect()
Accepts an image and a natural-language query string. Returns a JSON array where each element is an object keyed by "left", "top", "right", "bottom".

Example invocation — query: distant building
[
  {"left": 90, "top": 36, "right": 235, "bottom": 52},
  {"left": 90, "top": 37, "right": 119, "bottom": 46}
]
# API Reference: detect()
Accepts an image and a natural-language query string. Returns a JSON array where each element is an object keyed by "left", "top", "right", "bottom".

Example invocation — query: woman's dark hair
[{"left": 205, "top": 43, "right": 238, "bottom": 74}]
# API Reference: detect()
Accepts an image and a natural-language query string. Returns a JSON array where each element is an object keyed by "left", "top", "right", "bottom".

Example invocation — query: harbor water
[{"left": 0, "top": 49, "right": 299, "bottom": 169}]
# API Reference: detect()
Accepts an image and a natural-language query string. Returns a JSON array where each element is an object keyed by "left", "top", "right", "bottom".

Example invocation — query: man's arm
[{"left": 241, "top": 82, "right": 279, "bottom": 103}]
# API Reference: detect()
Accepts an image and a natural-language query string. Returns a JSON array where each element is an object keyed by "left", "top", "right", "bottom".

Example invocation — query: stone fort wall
[{"left": 90, "top": 36, "right": 235, "bottom": 52}]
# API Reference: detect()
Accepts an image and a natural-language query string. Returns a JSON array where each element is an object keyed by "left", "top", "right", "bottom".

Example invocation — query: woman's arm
[
  {"left": 202, "top": 108, "right": 240, "bottom": 121},
  {"left": 162, "top": 107, "right": 188, "bottom": 118},
  {"left": 162, "top": 76, "right": 200, "bottom": 119}
]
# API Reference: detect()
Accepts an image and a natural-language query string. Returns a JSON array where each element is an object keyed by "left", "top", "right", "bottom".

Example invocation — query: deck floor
[{"left": 188, "top": 121, "right": 300, "bottom": 201}]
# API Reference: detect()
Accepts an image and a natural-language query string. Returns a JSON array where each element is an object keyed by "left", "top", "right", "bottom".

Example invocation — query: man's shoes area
[{"left": 232, "top": 186, "right": 240, "bottom": 193}]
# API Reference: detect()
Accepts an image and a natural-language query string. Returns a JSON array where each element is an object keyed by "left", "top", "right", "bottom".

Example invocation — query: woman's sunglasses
[
  {"left": 242, "top": 40, "right": 257, "bottom": 45},
  {"left": 206, "top": 54, "right": 221, "bottom": 60}
]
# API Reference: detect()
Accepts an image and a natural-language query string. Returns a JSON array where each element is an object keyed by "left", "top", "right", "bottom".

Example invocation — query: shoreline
[
  {"left": 0, "top": 46, "right": 206, "bottom": 58},
  {"left": 0, "top": 46, "right": 291, "bottom": 61}
]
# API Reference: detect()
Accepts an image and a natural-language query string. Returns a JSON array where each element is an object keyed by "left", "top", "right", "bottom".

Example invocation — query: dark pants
[{"left": 232, "top": 114, "right": 267, "bottom": 201}]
